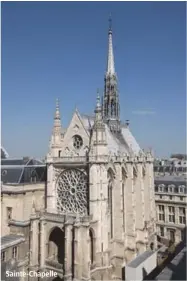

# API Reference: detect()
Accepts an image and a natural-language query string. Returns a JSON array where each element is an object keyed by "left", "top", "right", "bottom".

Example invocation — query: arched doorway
[{"left": 48, "top": 227, "right": 65, "bottom": 266}]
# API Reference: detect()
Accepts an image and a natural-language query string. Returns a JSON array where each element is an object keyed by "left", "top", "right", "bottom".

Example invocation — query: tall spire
[
  {"left": 106, "top": 15, "right": 115, "bottom": 75},
  {"left": 103, "top": 17, "right": 120, "bottom": 133}
]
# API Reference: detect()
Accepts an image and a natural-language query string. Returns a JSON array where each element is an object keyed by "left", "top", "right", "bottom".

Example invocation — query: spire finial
[
  {"left": 56, "top": 98, "right": 59, "bottom": 109},
  {"left": 55, "top": 98, "right": 60, "bottom": 120},
  {"left": 95, "top": 89, "right": 101, "bottom": 112},
  {"left": 109, "top": 13, "right": 112, "bottom": 32},
  {"left": 96, "top": 88, "right": 100, "bottom": 107}
]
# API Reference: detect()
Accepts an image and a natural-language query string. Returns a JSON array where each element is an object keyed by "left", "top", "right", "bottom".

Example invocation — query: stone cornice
[
  {"left": 9, "top": 220, "right": 30, "bottom": 227},
  {"left": 47, "top": 155, "right": 154, "bottom": 165}
]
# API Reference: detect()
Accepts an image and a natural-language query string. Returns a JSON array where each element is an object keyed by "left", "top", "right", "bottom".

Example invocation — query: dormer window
[
  {"left": 158, "top": 184, "right": 165, "bottom": 192},
  {"left": 168, "top": 184, "right": 175, "bottom": 193},
  {"left": 179, "top": 185, "right": 185, "bottom": 193}
]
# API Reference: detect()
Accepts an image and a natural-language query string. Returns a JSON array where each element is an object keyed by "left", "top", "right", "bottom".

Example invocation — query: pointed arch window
[
  {"left": 107, "top": 169, "right": 115, "bottom": 239},
  {"left": 142, "top": 166, "right": 146, "bottom": 178},
  {"left": 111, "top": 100, "right": 115, "bottom": 117},
  {"left": 122, "top": 167, "right": 128, "bottom": 232},
  {"left": 133, "top": 166, "right": 138, "bottom": 184},
  {"left": 89, "top": 229, "right": 95, "bottom": 264}
]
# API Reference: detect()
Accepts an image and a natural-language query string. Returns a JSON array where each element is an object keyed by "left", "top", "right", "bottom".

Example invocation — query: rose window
[
  {"left": 56, "top": 169, "right": 88, "bottom": 216},
  {"left": 73, "top": 135, "right": 83, "bottom": 150}
]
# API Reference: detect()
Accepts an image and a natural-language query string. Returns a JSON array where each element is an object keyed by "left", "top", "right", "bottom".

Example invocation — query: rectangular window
[
  {"left": 169, "top": 229, "right": 175, "bottom": 242},
  {"left": 7, "top": 207, "right": 12, "bottom": 221},
  {"left": 159, "top": 205, "right": 164, "bottom": 212},
  {"left": 180, "top": 197, "right": 183, "bottom": 201},
  {"left": 1, "top": 251, "right": 6, "bottom": 262},
  {"left": 168, "top": 206, "right": 175, "bottom": 223},
  {"left": 12, "top": 247, "right": 17, "bottom": 259},
  {"left": 179, "top": 207, "right": 186, "bottom": 224},
  {"left": 159, "top": 214, "right": 165, "bottom": 221},
  {"left": 160, "top": 226, "right": 164, "bottom": 237},
  {"left": 181, "top": 230, "right": 185, "bottom": 241},
  {"left": 169, "top": 196, "right": 172, "bottom": 200},
  {"left": 158, "top": 205, "right": 165, "bottom": 221}
]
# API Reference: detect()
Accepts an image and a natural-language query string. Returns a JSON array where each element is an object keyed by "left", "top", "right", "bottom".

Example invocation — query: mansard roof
[
  {"left": 1, "top": 157, "right": 46, "bottom": 185},
  {"left": 155, "top": 174, "right": 187, "bottom": 183},
  {"left": 154, "top": 166, "right": 187, "bottom": 173},
  {"left": 1, "top": 147, "right": 9, "bottom": 159}
]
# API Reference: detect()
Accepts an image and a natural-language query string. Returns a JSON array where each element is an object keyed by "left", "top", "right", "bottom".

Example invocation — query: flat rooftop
[
  {"left": 127, "top": 250, "right": 155, "bottom": 268},
  {"left": 155, "top": 245, "right": 186, "bottom": 280}
]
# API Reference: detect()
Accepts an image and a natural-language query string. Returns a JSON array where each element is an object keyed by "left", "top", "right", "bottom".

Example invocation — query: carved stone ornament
[
  {"left": 56, "top": 169, "right": 88, "bottom": 216},
  {"left": 53, "top": 168, "right": 62, "bottom": 182}
]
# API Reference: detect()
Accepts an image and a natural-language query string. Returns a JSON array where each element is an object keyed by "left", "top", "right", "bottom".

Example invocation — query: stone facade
[
  {"left": 1, "top": 23, "right": 157, "bottom": 281},
  {"left": 30, "top": 23, "right": 157, "bottom": 281},
  {"left": 154, "top": 173, "right": 187, "bottom": 245}
]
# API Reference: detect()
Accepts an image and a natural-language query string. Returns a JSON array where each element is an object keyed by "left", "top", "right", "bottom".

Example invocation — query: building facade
[
  {"left": 1, "top": 23, "right": 157, "bottom": 281},
  {"left": 154, "top": 163, "right": 187, "bottom": 245},
  {"left": 33, "top": 23, "right": 156, "bottom": 280}
]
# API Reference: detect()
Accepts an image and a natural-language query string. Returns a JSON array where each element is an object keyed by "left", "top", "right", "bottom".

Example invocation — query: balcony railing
[
  {"left": 53, "top": 156, "right": 87, "bottom": 163},
  {"left": 47, "top": 153, "right": 154, "bottom": 164}
]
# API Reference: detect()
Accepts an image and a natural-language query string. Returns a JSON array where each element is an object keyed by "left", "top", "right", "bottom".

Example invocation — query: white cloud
[{"left": 132, "top": 110, "right": 156, "bottom": 115}]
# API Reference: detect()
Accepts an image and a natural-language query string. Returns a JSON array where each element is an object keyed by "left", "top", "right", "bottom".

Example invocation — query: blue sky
[{"left": 2, "top": 1, "right": 186, "bottom": 159}]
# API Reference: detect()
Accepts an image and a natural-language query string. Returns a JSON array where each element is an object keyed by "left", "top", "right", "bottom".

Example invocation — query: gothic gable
[{"left": 60, "top": 110, "right": 90, "bottom": 157}]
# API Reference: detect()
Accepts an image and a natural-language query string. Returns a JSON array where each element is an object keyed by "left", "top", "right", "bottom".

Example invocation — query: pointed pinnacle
[
  {"left": 96, "top": 89, "right": 101, "bottom": 108},
  {"left": 55, "top": 98, "right": 60, "bottom": 120}
]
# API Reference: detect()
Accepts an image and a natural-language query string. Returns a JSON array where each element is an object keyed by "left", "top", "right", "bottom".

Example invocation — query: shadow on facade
[
  {"left": 143, "top": 226, "right": 186, "bottom": 280},
  {"left": 52, "top": 276, "right": 63, "bottom": 281},
  {"left": 48, "top": 227, "right": 65, "bottom": 266}
]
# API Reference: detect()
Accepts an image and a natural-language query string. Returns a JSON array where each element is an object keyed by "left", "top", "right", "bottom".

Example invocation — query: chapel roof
[{"left": 81, "top": 114, "right": 142, "bottom": 156}]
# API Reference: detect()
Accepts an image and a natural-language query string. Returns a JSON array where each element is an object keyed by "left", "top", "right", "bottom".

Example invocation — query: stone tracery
[{"left": 56, "top": 169, "right": 88, "bottom": 216}]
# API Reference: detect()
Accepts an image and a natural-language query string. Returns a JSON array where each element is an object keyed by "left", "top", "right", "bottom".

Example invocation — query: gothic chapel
[{"left": 30, "top": 21, "right": 157, "bottom": 281}]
